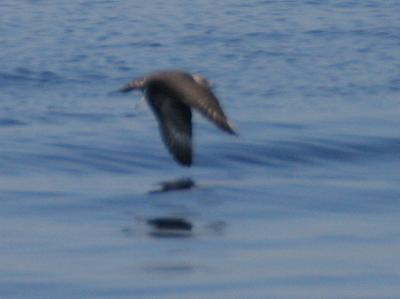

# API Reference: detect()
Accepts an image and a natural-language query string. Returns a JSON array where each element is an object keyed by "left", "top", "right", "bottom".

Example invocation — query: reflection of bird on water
[
  {"left": 120, "top": 70, "right": 236, "bottom": 166},
  {"left": 149, "top": 178, "right": 196, "bottom": 193}
]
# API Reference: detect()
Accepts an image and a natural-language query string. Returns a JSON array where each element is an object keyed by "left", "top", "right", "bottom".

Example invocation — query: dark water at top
[{"left": 1, "top": 1, "right": 400, "bottom": 298}]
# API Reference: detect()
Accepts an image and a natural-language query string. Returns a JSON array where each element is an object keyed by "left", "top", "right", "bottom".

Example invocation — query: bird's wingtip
[{"left": 226, "top": 120, "right": 239, "bottom": 136}]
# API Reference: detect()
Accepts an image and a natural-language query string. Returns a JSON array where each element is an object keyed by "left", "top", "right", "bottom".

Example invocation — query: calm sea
[{"left": 1, "top": 1, "right": 400, "bottom": 298}]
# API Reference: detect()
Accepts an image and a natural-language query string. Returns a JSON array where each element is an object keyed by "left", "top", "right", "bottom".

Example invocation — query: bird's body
[{"left": 120, "top": 70, "right": 236, "bottom": 166}]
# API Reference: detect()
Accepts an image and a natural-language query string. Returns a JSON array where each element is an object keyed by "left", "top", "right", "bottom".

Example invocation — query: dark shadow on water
[
  {"left": 122, "top": 216, "right": 226, "bottom": 240},
  {"left": 146, "top": 217, "right": 193, "bottom": 238},
  {"left": 147, "top": 217, "right": 193, "bottom": 230},
  {"left": 122, "top": 216, "right": 194, "bottom": 239},
  {"left": 123, "top": 216, "right": 227, "bottom": 239}
]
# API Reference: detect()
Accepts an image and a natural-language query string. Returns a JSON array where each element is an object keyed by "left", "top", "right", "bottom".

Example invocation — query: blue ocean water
[{"left": 1, "top": 1, "right": 400, "bottom": 298}]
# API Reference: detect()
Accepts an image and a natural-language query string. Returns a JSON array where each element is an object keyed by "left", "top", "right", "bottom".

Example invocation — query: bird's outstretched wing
[
  {"left": 159, "top": 73, "right": 237, "bottom": 135},
  {"left": 148, "top": 71, "right": 236, "bottom": 134},
  {"left": 146, "top": 88, "right": 193, "bottom": 166}
]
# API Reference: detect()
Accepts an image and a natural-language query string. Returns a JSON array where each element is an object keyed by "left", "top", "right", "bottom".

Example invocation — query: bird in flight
[{"left": 120, "top": 70, "right": 236, "bottom": 166}]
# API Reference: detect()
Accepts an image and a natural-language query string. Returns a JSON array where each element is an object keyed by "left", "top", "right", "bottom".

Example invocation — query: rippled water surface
[{"left": 1, "top": 1, "right": 400, "bottom": 298}]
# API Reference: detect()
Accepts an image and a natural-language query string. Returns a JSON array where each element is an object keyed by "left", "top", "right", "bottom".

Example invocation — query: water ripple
[
  {"left": 1, "top": 135, "right": 399, "bottom": 175},
  {"left": 0, "top": 118, "right": 27, "bottom": 127},
  {"left": 0, "top": 69, "right": 64, "bottom": 86},
  {"left": 206, "top": 136, "right": 400, "bottom": 169}
]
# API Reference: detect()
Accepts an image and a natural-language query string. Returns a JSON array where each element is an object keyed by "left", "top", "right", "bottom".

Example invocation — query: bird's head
[{"left": 119, "top": 76, "right": 147, "bottom": 93}]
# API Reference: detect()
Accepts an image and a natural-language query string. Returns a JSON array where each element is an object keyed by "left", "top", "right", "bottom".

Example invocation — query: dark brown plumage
[{"left": 120, "top": 70, "right": 236, "bottom": 166}]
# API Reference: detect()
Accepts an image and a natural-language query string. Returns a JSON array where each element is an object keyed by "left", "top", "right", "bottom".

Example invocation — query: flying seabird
[{"left": 120, "top": 70, "right": 236, "bottom": 166}]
